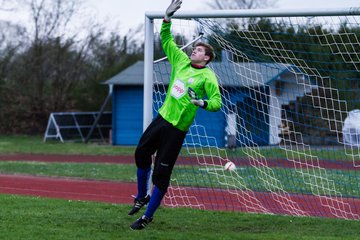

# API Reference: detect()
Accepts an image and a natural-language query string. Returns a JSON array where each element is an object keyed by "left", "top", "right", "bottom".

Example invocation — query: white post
[
  {"left": 146, "top": 8, "right": 360, "bottom": 19},
  {"left": 143, "top": 16, "right": 154, "bottom": 131}
]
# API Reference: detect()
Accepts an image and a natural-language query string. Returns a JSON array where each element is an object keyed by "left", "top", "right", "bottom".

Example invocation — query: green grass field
[
  {"left": 1, "top": 135, "right": 360, "bottom": 239},
  {"left": 1, "top": 194, "right": 360, "bottom": 240},
  {"left": 0, "top": 135, "right": 135, "bottom": 155},
  {"left": 0, "top": 135, "right": 354, "bottom": 161}
]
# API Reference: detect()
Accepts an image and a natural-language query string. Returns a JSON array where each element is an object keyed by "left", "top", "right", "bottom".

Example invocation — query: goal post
[
  {"left": 143, "top": 15, "right": 155, "bottom": 131},
  {"left": 144, "top": 8, "right": 360, "bottom": 219}
]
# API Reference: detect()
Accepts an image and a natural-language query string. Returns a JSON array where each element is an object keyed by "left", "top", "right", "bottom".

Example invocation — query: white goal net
[{"left": 145, "top": 8, "right": 360, "bottom": 219}]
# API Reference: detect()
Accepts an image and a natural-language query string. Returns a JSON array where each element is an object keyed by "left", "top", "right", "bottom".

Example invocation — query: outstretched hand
[
  {"left": 165, "top": 0, "right": 182, "bottom": 22},
  {"left": 188, "top": 87, "right": 198, "bottom": 100},
  {"left": 188, "top": 87, "right": 205, "bottom": 107}
]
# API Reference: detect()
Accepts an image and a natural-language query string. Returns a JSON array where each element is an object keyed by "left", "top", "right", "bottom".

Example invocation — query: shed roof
[{"left": 105, "top": 60, "right": 307, "bottom": 87}]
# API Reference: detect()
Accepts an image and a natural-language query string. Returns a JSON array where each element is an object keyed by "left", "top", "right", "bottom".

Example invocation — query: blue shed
[{"left": 105, "top": 59, "right": 315, "bottom": 147}]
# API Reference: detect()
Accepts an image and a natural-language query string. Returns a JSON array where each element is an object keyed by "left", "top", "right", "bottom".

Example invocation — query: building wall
[
  {"left": 112, "top": 85, "right": 143, "bottom": 145},
  {"left": 185, "top": 107, "right": 226, "bottom": 147},
  {"left": 269, "top": 76, "right": 314, "bottom": 144},
  {"left": 111, "top": 85, "right": 273, "bottom": 147},
  {"left": 112, "top": 85, "right": 226, "bottom": 147},
  {"left": 235, "top": 86, "right": 270, "bottom": 146},
  {"left": 269, "top": 86, "right": 282, "bottom": 145}
]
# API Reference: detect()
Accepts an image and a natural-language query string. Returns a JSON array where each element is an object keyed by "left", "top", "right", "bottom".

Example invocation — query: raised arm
[{"left": 164, "top": 0, "right": 182, "bottom": 22}]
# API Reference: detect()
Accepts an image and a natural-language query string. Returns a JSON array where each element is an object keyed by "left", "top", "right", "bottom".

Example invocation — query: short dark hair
[{"left": 194, "top": 42, "right": 216, "bottom": 64}]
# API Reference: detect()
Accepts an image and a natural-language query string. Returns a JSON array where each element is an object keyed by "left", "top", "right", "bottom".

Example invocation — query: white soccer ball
[{"left": 224, "top": 161, "right": 236, "bottom": 171}]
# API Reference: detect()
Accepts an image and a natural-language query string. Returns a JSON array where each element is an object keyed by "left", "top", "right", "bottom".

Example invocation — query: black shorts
[{"left": 134, "top": 115, "right": 187, "bottom": 191}]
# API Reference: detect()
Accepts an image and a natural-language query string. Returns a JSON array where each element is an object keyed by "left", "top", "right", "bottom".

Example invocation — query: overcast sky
[
  {"left": 86, "top": 0, "right": 360, "bottom": 33},
  {"left": 1, "top": 0, "right": 359, "bottom": 35}
]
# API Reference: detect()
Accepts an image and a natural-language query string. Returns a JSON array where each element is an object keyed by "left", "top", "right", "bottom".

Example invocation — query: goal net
[{"left": 145, "top": 8, "right": 360, "bottom": 219}]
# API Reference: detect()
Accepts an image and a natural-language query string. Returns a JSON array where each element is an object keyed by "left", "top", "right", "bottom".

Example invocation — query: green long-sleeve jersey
[{"left": 159, "top": 21, "right": 222, "bottom": 131}]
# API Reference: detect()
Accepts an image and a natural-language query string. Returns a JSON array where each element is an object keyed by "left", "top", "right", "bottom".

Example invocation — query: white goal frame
[{"left": 143, "top": 7, "right": 360, "bottom": 131}]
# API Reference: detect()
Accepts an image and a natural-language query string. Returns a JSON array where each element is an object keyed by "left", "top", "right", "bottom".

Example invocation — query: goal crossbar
[{"left": 146, "top": 7, "right": 360, "bottom": 19}]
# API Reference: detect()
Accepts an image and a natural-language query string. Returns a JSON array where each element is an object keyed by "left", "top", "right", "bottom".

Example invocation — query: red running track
[
  {"left": 0, "top": 174, "right": 135, "bottom": 204},
  {"left": 0, "top": 154, "right": 360, "bottom": 219},
  {"left": 0, "top": 154, "right": 134, "bottom": 164},
  {"left": 1, "top": 173, "right": 360, "bottom": 219}
]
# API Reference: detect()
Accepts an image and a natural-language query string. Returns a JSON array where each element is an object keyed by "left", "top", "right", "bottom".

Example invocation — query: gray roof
[
  {"left": 105, "top": 61, "right": 145, "bottom": 86},
  {"left": 104, "top": 60, "right": 304, "bottom": 87}
]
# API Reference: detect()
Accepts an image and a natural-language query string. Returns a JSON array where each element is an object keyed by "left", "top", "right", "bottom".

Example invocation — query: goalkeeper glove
[
  {"left": 165, "top": 0, "right": 182, "bottom": 22},
  {"left": 188, "top": 87, "right": 206, "bottom": 108}
]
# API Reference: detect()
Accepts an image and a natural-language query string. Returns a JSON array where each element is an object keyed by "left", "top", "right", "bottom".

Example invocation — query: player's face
[{"left": 190, "top": 46, "right": 209, "bottom": 65}]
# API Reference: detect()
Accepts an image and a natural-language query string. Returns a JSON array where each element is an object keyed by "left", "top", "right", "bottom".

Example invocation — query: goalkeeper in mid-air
[{"left": 129, "top": 0, "right": 222, "bottom": 230}]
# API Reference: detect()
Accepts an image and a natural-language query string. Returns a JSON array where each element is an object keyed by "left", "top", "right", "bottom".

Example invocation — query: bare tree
[
  {"left": 0, "top": 0, "right": 89, "bottom": 133},
  {"left": 204, "top": 0, "right": 279, "bottom": 35},
  {"left": 206, "top": 0, "right": 277, "bottom": 10},
  {"left": 0, "top": 0, "right": 146, "bottom": 134},
  {"left": 26, "top": 0, "right": 82, "bottom": 44},
  {"left": 0, "top": 0, "right": 17, "bottom": 11}
]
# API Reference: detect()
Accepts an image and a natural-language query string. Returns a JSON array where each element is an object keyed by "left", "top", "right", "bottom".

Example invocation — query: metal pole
[
  {"left": 146, "top": 7, "right": 360, "bottom": 19},
  {"left": 85, "top": 84, "right": 113, "bottom": 143},
  {"left": 143, "top": 16, "right": 154, "bottom": 131}
]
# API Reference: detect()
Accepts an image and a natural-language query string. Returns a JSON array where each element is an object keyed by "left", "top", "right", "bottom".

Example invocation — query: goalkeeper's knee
[
  {"left": 135, "top": 149, "right": 152, "bottom": 169},
  {"left": 152, "top": 172, "right": 170, "bottom": 193}
]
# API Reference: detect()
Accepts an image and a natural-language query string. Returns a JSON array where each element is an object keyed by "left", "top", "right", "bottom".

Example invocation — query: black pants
[{"left": 135, "top": 115, "right": 187, "bottom": 192}]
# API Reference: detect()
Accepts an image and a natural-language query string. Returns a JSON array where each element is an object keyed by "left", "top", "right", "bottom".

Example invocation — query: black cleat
[
  {"left": 130, "top": 215, "right": 153, "bottom": 230},
  {"left": 128, "top": 194, "right": 150, "bottom": 216}
]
